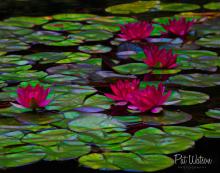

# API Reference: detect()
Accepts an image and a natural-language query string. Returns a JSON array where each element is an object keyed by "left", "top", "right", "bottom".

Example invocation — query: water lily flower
[
  {"left": 105, "top": 79, "right": 140, "bottom": 104},
  {"left": 161, "top": 17, "right": 195, "bottom": 38},
  {"left": 128, "top": 83, "right": 171, "bottom": 113},
  {"left": 118, "top": 21, "right": 154, "bottom": 41},
  {"left": 14, "top": 84, "right": 51, "bottom": 110},
  {"left": 143, "top": 45, "right": 178, "bottom": 69}
]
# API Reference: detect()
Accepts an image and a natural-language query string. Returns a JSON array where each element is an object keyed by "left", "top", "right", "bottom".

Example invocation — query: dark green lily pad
[
  {"left": 22, "top": 129, "right": 76, "bottom": 146},
  {"left": 0, "top": 39, "right": 30, "bottom": 52},
  {"left": 71, "top": 30, "right": 113, "bottom": 41},
  {"left": 168, "top": 73, "right": 220, "bottom": 87},
  {"left": 43, "top": 141, "right": 91, "bottom": 161},
  {"left": 113, "top": 63, "right": 180, "bottom": 75},
  {"left": 78, "top": 45, "right": 111, "bottom": 54},
  {"left": 68, "top": 113, "right": 125, "bottom": 132},
  {"left": 43, "top": 22, "right": 82, "bottom": 31},
  {"left": 196, "top": 35, "right": 220, "bottom": 48},
  {"left": 122, "top": 110, "right": 192, "bottom": 126},
  {"left": 79, "top": 152, "right": 173, "bottom": 172},
  {"left": 206, "top": 109, "right": 220, "bottom": 120},
  {"left": 24, "top": 52, "right": 90, "bottom": 64},
  {"left": 198, "top": 123, "right": 220, "bottom": 138},
  {"left": 0, "top": 70, "right": 48, "bottom": 82}
]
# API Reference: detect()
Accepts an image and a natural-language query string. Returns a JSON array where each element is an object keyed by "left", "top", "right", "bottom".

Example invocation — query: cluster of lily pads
[{"left": 0, "top": 4, "right": 220, "bottom": 172}]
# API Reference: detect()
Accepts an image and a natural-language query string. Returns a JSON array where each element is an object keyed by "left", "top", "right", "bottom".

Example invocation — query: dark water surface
[{"left": 0, "top": 0, "right": 220, "bottom": 173}]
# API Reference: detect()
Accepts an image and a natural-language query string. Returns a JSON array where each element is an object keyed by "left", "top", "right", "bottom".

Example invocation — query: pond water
[{"left": 0, "top": 0, "right": 220, "bottom": 173}]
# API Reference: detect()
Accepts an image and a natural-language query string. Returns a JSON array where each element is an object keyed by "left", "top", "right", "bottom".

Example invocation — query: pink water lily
[
  {"left": 118, "top": 21, "right": 154, "bottom": 41},
  {"left": 143, "top": 45, "right": 178, "bottom": 69},
  {"left": 14, "top": 84, "right": 51, "bottom": 109},
  {"left": 104, "top": 79, "right": 140, "bottom": 104},
  {"left": 161, "top": 17, "right": 195, "bottom": 38},
  {"left": 128, "top": 83, "right": 171, "bottom": 113}
]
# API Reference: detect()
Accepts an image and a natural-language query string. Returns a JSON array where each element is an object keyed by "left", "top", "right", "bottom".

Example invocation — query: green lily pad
[
  {"left": 72, "top": 30, "right": 113, "bottom": 41},
  {"left": 113, "top": 63, "right": 149, "bottom": 75},
  {"left": 163, "top": 126, "right": 203, "bottom": 140},
  {"left": 78, "top": 131, "right": 131, "bottom": 145},
  {"left": 204, "top": 2, "right": 220, "bottom": 10},
  {"left": 168, "top": 90, "right": 209, "bottom": 106},
  {"left": 174, "top": 49, "right": 218, "bottom": 58},
  {"left": 159, "top": 3, "right": 200, "bottom": 12},
  {"left": 79, "top": 152, "right": 173, "bottom": 172},
  {"left": 53, "top": 13, "right": 97, "bottom": 21},
  {"left": 114, "top": 110, "right": 191, "bottom": 125},
  {"left": 81, "top": 23, "right": 120, "bottom": 32},
  {"left": 3, "top": 16, "right": 49, "bottom": 28},
  {"left": 43, "top": 141, "right": 90, "bottom": 161},
  {"left": 198, "top": 123, "right": 220, "bottom": 138},
  {"left": 0, "top": 152, "right": 45, "bottom": 168},
  {"left": 168, "top": 73, "right": 220, "bottom": 87},
  {"left": 122, "top": 133, "right": 194, "bottom": 155},
  {"left": 0, "top": 39, "right": 30, "bottom": 52},
  {"left": 106, "top": 1, "right": 160, "bottom": 14},
  {"left": 196, "top": 35, "right": 220, "bottom": 48},
  {"left": 22, "top": 129, "right": 76, "bottom": 146},
  {"left": 113, "top": 63, "right": 180, "bottom": 75},
  {"left": 68, "top": 113, "right": 125, "bottom": 132},
  {"left": 43, "top": 22, "right": 82, "bottom": 31},
  {"left": 78, "top": 44, "right": 111, "bottom": 54},
  {"left": 206, "top": 109, "right": 220, "bottom": 120}
]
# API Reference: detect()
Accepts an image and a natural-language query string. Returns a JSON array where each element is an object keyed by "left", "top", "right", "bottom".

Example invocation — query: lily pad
[
  {"left": 206, "top": 109, "right": 220, "bottom": 120},
  {"left": 196, "top": 35, "right": 220, "bottom": 48},
  {"left": 105, "top": 1, "right": 160, "bottom": 14},
  {"left": 53, "top": 13, "right": 97, "bottom": 21},
  {"left": 68, "top": 113, "right": 125, "bottom": 132},
  {"left": 159, "top": 3, "right": 200, "bottom": 12},
  {"left": 204, "top": 2, "right": 220, "bottom": 10},
  {"left": 168, "top": 90, "right": 209, "bottom": 106},
  {"left": 168, "top": 73, "right": 220, "bottom": 87},
  {"left": 198, "top": 123, "right": 220, "bottom": 138},
  {"left": 0, "top": 152, "right": 45, "bottom": 168},
  {"left": 43, "top": 22, "right": 82, "bottom": 31},
  {"left": 72, "top": 30, "right": 113, "bottom": 42},
  {"left": 22, "top": 129, "right": 76, "bottom": 146},
  {"left": 163, "top": 126, "right": 203, "bottom": 140},
  {"left": 78, "top": 44, "right": 112, "bottom": 54},
  {"left": 122, "top": 133, "right": 194, "bottom": 154},
  {"left": 43, "top": 141, "right": 90, "bottom": 161},
  {"left": 79, "top": 152, "right": 173, "bottom": 172}
]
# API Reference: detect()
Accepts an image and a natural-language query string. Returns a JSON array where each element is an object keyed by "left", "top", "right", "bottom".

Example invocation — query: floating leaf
[
  {"left": 44, "top": 141, "right": 91, "bottom": 161},
  {"left": 68, "top": 113, "right": 125, "bottom": 132},
  {"left": 206, "top": 109, "right": 220, "bottom": 120},
  {"left": 43, "top": 22, "right": 82, "bottom": 31},
  {"left": 79, "top": 152, "right": 173, "bottom": 172},
  {"left": 78, "top": 44, "right": 111, "bottom": 54},
  {"left": 204, "top": 2, "right": 220, "bottom": 10},
  {"left": 198, "top": 123, "right": 220, "bottom": 138},
  {"left": 163, "top": 126, "right": 203, "bottom": 140},
  {"left": 22, "top": 129, "right": 76, "bottom": 146}
]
